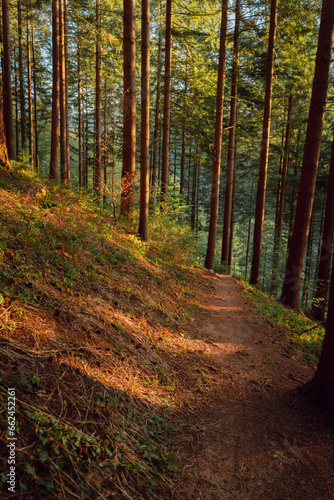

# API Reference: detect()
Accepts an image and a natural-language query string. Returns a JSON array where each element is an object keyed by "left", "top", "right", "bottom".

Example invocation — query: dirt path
[{"left": 174, "top": 273, "right": 334, "bottom": 500}]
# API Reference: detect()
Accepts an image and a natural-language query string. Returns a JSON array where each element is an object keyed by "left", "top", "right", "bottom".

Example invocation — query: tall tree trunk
[
  {"left": 2, "top": 0, "right": 14, "bottom": 159},
  {"left": 204, "top": 0, "right": 229, "bottom": 270},
  {"left": 228, "top": 132, "right": 237, "bottom": 268},
  {"left": 32, "top": 28, "right": 39, "bottom": 172},
  {"left": 288, "top": 129, "right": 301, "bottom": 250},
  {"left": 281, "top": 0, "right": 334, "bottom": 309},
  {"left": 310, "top": 247, "right": 334, "bottom": 413},
  {"left": 312, "top": 132, "right": 334, "bottom": 320},
  {"left": 77, "top": 35, "right": 82, "bottom": 187},
  {"left": 49, "top": 0, "right": 59, "bottom": 181},
  {"left": 103, "top": 78, "right": 108, "bottom": 207},
  {"left": 59, "top": 0, "right": 67, "bottom": 183},
  {"left": 121, "top": 0, "right": 136, "bottom": 215},
  {"left": 27, "top": 13, "right": 34, "bottom": 170},
  {"left": 191, "top": 141, "right": 199, "bottom": 232},
  {"left": 302, "top": 215, "right": 314, "bottom": 306},
  {"left": 180, "top": 63, "right": 188, "bottom": 195},
  {"left": 64, "top": 0, "right": 70, "bottom": 182},
  {"left": 14, "top": 48, "right": 19, "bottom": 160},
  {"left": 245, "top": 182, "right": 254, "bottom": 280},
  {"left": 221, "top": 0, "right": 240, "bottom": 267},
  {"left": 160, "top": 0, "right": 172, "bottom": 206},
  {"left": 138, "top": 0, "right": 150, "bottom": 240},
  {"left": 249, "top": 0, "right": 278, "bottom": 285},
  {"left": 94, "top": 0, "right": 101, "bottom": 196},
  {"left": 0, "top": 74, "right": 12, "bottom": 171},
  {"left": 150, "top": 30, "right": 162, "bottom": 209},
  {"left": 18, "top": 0, "right": 26, "bottom": 152},
  {"left": 271, "top": 95, "right": 293, "bottom": 294}
]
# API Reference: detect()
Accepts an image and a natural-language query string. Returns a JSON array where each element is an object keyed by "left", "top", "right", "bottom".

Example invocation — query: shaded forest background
[{"left": 1, "top": 0, "right": 333, "bottom": 309}]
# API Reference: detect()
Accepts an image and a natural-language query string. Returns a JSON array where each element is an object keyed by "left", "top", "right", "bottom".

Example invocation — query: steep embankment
[{"left": 1, "top": 168, "right": 334, "bottom": 500}]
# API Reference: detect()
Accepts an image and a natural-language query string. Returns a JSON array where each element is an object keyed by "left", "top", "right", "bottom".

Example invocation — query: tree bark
[
  {"left": 49, "top": 0, "right": 59, "bottom": 181},
  {"left": 160, "top": 0, "right": 172, "bottom": 206},
  {"left": 312, "top": 133, "right": 334, "bottom": 320},
  {"left": 18, "top": 0, "right": 26, "bottom": 152},
  {"left": 221, "top": 0, "right": 240, "bottom": 267},
  {"left": 249, "top": 0, "right": 277, "bottom": 285},
  {"left": 64, "top": 0, "right": 70, "bottom": 182},
  {"left": 59, "top": 0, "right": 67, "bottom": 183},
  {"left": 271, "top": 95, "right": 293, "bottom": 293},
  {"left": 281, "top": 0, "right": 334, "bottom": 309},
  {"left": 121, "top": 0, "right": 136, "bottom": 215},
  {"left": 2, "top": 0, "right": 14, "bottom": 159},
  {"left": 150, "top": 30, "right": 162, "bottom": 209},
  {"left": 32, "top": 27, "right": 39, "bottom": 172},
  {"left": 94, "top": 0, "right": 101, "bottom": 196},
  {"left": 0, "top": 74, "right": 12, "bottom": 171},
  {"left": 310, "top": 249, "right": 334, "bottom": 413},
  {"left": 138, "top": 0, "right": 150, "bottom": 240},
  {"left": 27, "top": 13, "right": 34, "bottom": 170},
  {"left": 204, "top": 0, "right": 229, "bottom": 270},
  {"left": 77, "top": 35, "right": 82, "bottom": 187}
]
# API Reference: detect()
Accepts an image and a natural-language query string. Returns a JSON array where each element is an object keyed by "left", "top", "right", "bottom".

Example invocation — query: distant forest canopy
[{"left": 2, "top": 0, "right": 334, "bottom": 314}]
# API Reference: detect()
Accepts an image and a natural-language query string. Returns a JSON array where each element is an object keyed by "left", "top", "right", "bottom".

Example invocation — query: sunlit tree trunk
[
  {"left": 49, "top": 0, "right": 59, "bottom": 181},
  {"left": 281, "top": 0, "right": 334, "bottom": 309},
  {"left": 18, "top": 0, "right": 26, "bottom": 152},
  {"left": 77, "top": 35, "right": 82, "bottom": 187},
  {"left": 249, "top": 0, "right": 277, "bottom": 285},
  {"left": 27, "top": 13, "right": 34, "bottom": 170},
  {"left": 121, "top": 0, "right": 136, "bottom": 215},
  {"left": 0, "top": 74, "right": 12, "bottom": 171},
  {"left": 32, "top": 27, "right": 39, "bottom": 172},
  {"left": 59, "top": 0, "right": 67, "bottom": 183},
  {"left": 2, "top": 0, "right": 14, "bottom": 159},
  {"left": 64, "top": 0, "right": 70, "bottom": 182},
  {"left": 204, "top": 0, "right": 229, "bottom": 270},
  {"left": 14, "top": 48, "right": 19, "bottom": 160},
  {"left": 221, "top": 0, "right": 240, "bottom": 267},
  {"left": 138, "top": 0, "right": 150, "bottom": 240},
  {"left": 94, "top": 0, "right": 101, "bottom": 196},
  {"left": 160, "top": 0, "right": 172, "bottom": 206}
]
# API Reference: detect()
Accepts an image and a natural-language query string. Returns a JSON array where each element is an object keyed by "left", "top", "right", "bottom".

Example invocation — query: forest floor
[
  {"left": 1, "top": 168, "right": 334, "bottom": 499},
  {"left": 171, "top": 272, "right": 334, "bottom": 500}
]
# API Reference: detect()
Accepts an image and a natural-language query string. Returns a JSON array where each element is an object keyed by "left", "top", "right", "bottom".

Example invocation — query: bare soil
[{"left": 173, "top": 272, "right": 334, "bottom": 500}]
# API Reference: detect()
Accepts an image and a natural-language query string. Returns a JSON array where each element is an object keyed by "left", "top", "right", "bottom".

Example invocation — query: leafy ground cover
[
  {"left": 0, "top": 166, "right": 207, "bottom": 499},
  {"left": 239, "top": 279, "right": 325, "bottom": 366}
]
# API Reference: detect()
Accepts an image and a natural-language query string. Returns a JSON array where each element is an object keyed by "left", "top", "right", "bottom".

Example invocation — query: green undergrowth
[
  {"left": 0, "top": 167, "right": 202, "bottom": 499},
  {"left": 239, "top": 279, "right": 325, "bottom": 366}
]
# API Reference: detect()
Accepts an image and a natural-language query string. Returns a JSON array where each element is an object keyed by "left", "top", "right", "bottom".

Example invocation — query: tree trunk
[
  {"left": 204, "top": 0, "right": 229, "bottom": 270},
  {"left": 2, "top": 0, "right": 14, "bottom": 159},
  {"left": 18, "top": 0, "right": 26, "bottom": 152},
  {"left": 150, "top": 30, "right": 162, "bottom": 210},
  {"left": 191, "top": 141, "right": 199, "bottom": 232},
  {"left": 138, "top": 0, "right": 150, "bottom": 240},
  {"left": 160, "top": 0, "right": 172, "bottom": 206},
  {"left": 27, "top": 13, "right": 34, "bottom": 170},
  {"left": 121, "top": 0, "right": 136, "bottom": 215},
  {"left": 94, "top": 0, "right": 101, "bottom": 196},
  {"left": 221, "top": 0, "right": 240, "bottom": 267},
  {"left": 59, "top": 0, "right": 67, "bottom": 183},
  {"left": 0, "top": 74, "right": 12, "bottom": 171},
  {"left": 103, "top": 78, "right": 108, "bottom": 208},
  {"left": 77, "top": 35, "right": 82, "bottom": 187},
  {"left": 249, "top": 0, "right": 277, "bottom": 285},
  {"left": 64, "top": 0, "right": 70, "bottom": 182},
  {"left": 49, "top": 0, "right": 59, "bottom": 181},
  {"left": 271, "top": 95, "right": 293, "bottom": 294},
  {"left": 281, "top": 0, "right": 334, "bottom": 309},
  {"left": 32, "top": 27, "right": 39, "bottom": 172},
  {"left": 180, "top": 64, "right": 188, "bottom": 195},
  {"left": 310, "top": 249, "right": 334, "bottom": 413},
  {"left": 312, "top": 132, "right": 334, "bottom": 320}
]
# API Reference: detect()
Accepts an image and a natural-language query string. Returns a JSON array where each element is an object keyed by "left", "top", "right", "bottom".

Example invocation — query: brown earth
[{"left": 172, "top": 272, "right": 334, "bottom": 500}]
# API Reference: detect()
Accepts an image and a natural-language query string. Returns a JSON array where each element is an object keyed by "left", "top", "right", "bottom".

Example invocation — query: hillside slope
[{"left": 0, "top": 168, "right": 207, "bottom": 499}]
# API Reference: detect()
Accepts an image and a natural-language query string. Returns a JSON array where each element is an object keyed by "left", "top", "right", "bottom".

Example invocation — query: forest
[{"left": 1, "top": 0, "right": 334, "bottom": 498}]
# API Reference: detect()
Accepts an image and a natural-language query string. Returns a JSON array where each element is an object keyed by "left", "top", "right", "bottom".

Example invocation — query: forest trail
[{"left": 173, "top": 273, "right": 334, "bottom": 500}]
